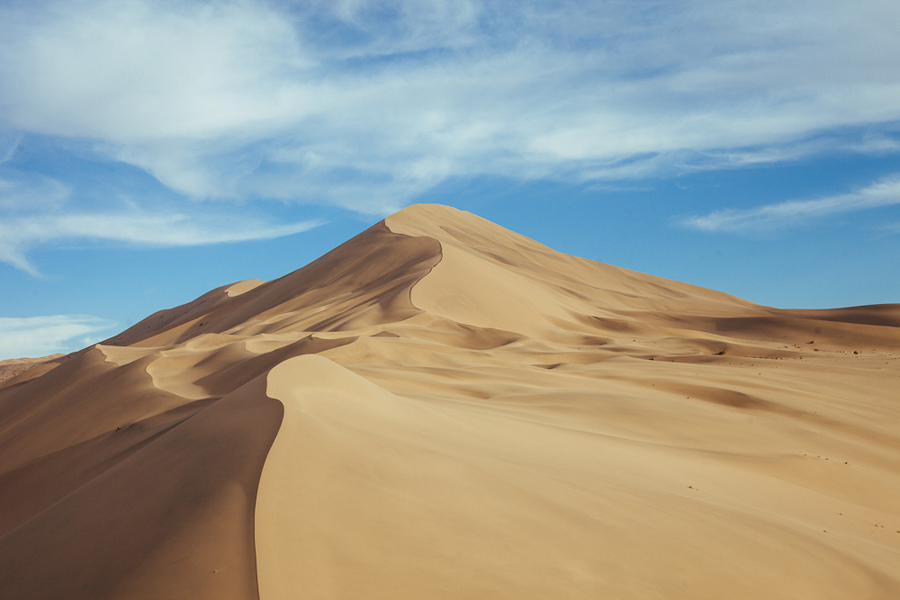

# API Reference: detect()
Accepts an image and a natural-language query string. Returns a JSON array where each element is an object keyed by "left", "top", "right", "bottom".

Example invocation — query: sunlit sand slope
[
  {"left": 1, "top": 204, "right": 898, "bottom": 599},
  {"left": 253, "top": 204, "right": 900, "bottom": 599}
]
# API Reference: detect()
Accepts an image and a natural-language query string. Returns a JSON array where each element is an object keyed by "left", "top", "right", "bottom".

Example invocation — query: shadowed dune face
[
  {"left": 0, "top": 349, "right": 282, "bottom": 600},
  {"left": 0, "top": 354, "right": 65, "bottom": 390},
  {"left": 104, "top": 222, "right": 441, "bottom": 348},
  {"left": 2, "top": 204, "right": 899, "bottom": 599},
  {"left": 783, "top": 304, "right": 900, "bottom": 328}
]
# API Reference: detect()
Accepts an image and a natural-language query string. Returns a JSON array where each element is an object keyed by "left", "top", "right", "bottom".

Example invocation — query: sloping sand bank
[{"left": 1, "top": 204, "right": 898, "bottom": 599}]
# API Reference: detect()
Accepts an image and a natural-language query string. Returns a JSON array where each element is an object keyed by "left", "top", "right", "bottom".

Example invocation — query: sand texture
[
  {"left": 0, "top": 354, "right": 65, "bottom": 389},
  {"left": 1, "top": 204, "right": 898, "bottom": 599}
]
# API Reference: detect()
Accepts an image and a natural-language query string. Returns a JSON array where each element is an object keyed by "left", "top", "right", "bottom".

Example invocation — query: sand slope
[
  {"left": 1, "top": 204, "right": 898, "bottom": 599},
  {"left": 0, "top": 354, "right": 65, "bottom": 389}
]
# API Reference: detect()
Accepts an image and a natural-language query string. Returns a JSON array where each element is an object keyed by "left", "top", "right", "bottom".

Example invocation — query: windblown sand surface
[
  {"left": 0, "top": 354, "right": 65, "bottom": 388},
  {"left": 1, "top": 204, "right": 898, "bottom": 599}
]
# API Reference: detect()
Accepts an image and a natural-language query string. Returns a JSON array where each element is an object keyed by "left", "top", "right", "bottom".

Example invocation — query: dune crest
[
  {"left": 1, "top": 204, "right": 898, "bottom": 599},
  {"left": 0, "top": 353, "right": 65, "bottom": 389}
]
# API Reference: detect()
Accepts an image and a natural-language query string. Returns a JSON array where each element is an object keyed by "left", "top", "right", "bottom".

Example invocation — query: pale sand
[
  {"left": 1, "top": 204, "right": 898, "bottom": 598},
  {"left": 0, "top": 353, "right": 65, "bottom": 389}
]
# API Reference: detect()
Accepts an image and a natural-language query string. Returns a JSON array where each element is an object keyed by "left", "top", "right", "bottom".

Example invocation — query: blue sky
[{"left": 1, "top": 0, "right": 899, "bottom": 359}]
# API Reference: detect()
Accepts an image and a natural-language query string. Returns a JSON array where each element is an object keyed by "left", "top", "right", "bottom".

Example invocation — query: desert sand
[
  {"left": 0, "top": 354, "right": 65, "bottom": 387},
  {"left": 1, "top": 203, "right": 898, "bottom": 599}
]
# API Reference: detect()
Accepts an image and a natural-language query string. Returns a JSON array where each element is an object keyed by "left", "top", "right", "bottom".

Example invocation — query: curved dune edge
[
  {"left": 3, "top": 204, "right": 898, "bottom": 598},
  {"left": 385, "top": 204, "right": 762, "bottom": 341},
  {"left": 0, "top": 350, "right": 283, "bottom": 600},
  {"left": 249, "top": 207, "right": 900, "bottom": 599},
  {"left": 386, "top": 204, "right": 560, "bottom": 336},
  {"left": 255, "top": 355, "right": 409, "bottom": 600},
  {"left": 253, "top": 351, "right": 900, "bottom": 599},
  {"left": 385, "top": 205, "right": 571, "bottom": 338}
]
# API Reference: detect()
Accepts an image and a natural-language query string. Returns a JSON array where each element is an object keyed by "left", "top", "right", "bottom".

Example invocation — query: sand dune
[
  {"left": 1, "top": 204, "right": 898, "bottom": 599},
  {"left": 0, "top": 354, "right": 65, "bottom": 389}
]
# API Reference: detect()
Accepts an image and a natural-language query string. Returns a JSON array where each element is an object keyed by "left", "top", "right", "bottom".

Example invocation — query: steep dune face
[
  {"left": 1, "top": 204, "right": 898, "bottom": 599},
  {"left": 0, "top": 218, "right": 442, "bottom": 600},
  {"left": 0, "top": 346, "right": 282, "bottom": 600},
  {"left": 104, "top": 221, "right": 440, "bottom": 348}
]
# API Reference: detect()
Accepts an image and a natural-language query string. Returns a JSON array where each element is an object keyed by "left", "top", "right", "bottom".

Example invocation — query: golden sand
[{"left": 1, "top": 204, "right": 898, "bottom": 598}]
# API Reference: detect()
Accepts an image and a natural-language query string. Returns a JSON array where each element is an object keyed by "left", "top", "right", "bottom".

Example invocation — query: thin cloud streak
[
  {"left": 0, "top": 212, "right": 322, "bottom": 276},
  {"left": 0, "top": 172, "right": 70, "bottom": 211},
  {"left": 0, "top": 134, "right": 19, "bottom": 163},
  {"left": 0, "top": 315, "right": 116, "bottom": 360},
  {"left": 682, "top": 176, "right": 900, "bottom": 233}
]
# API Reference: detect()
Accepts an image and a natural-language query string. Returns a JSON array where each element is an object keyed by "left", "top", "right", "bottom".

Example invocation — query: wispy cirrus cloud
[
  {"left": 0, "top": 0, "right": 898, "bottom": 212},
  {"left": 0, "top": 315, "right": 116, "bottom": 360},
  {"left": 682, "top": 175, "right": 900, "bottom": 233},
  {"left": 0, "top": 209, "right": 321, "bottom": 276},
  {"left": 0, "top": 134, "right": 20, "bottom": 163},
  {"left": 0, "top": 0, "right": 898, "bottom": 280}
]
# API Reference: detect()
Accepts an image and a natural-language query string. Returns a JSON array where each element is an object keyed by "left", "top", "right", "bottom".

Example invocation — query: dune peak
[{"left": 1, "top": 204, "right": 898, "bottom": 600}]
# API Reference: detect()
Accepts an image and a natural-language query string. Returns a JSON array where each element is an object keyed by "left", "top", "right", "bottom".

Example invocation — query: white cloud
[
  {"left": 0, "top": 133, "right": 19, "bottom": 163},
  {"left": 0, "top": 0, "right": 899, "bottom": 212},
  {"left": 682, "top": 175, "right": 900, "bottom": 232},
  {"left": 0, "top": 315, "right": 116, "bottom": 360},
  {"left": 0, "top": 172, "right": 70, "bottom": 211},
  {"left": 0, "top": 210, "right": 322, "bottom": 276},
  {"left": 0, "top": 0, "right": 312, "bottom": 142}
]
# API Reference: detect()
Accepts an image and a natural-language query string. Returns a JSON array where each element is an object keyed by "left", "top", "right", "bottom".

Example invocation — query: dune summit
[{"left": 1, "top": 203, "right": 898, "bottom": 599}]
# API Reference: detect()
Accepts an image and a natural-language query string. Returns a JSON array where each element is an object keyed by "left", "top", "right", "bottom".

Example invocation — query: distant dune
[
  {"left": 1, "top": 204, "right": 898, "bottom": 599},
  {"left": 0, "top": 354, "right": 65, "bottom": 388}
]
